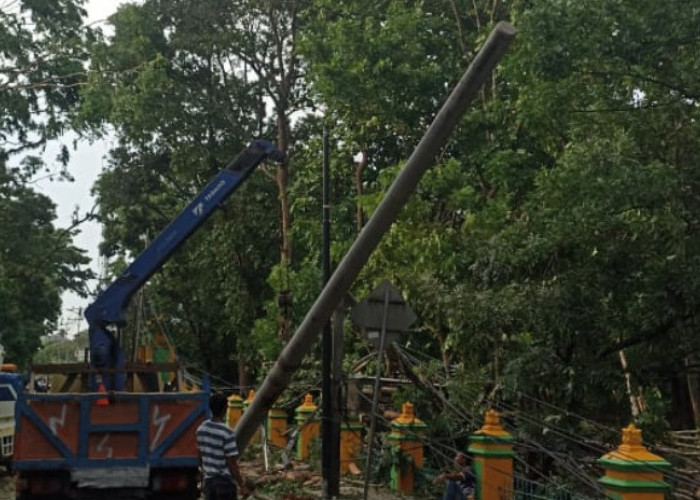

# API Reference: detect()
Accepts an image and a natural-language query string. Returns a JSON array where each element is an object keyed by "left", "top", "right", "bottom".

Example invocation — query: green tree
[
  {"left": 0, "top": 0, "right": 95, "bottom": 367},
  {"left": 492, "top": 0, "right": 700, "bottom": 431},
  {"left": 0, "top": 166, "right": 91, "bottom": 367},
  {"left": 301, "top": 0, "right": 700, "bottom": 488},
  {"left": 0, "top": 0, "right": 94, "bottom": 155},
  {"left": 80, "top": 0, "right": 309, "bottom": 383}
]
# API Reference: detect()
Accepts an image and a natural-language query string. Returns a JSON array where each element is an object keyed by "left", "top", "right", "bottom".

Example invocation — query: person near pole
[
  {"left": 434, "top": 451, "right": 476, "bottom": 500},
  {"left": 197, "top": 392, "right": 250, "bottom": 500}
]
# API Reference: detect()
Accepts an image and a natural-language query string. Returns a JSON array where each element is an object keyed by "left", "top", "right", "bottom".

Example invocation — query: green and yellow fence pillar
[
  {"left": 243, "top": 390, "right": 261, "bottom": 443},
  {"left": 226, "top": 393, "right": 243, "bottom": 428},
  {"left": 468, "top": 409, "right": 514, "bottom": 500},
  {"left": 295, "top": 394, "right": 319, "bottom": 460},
  {"left": 388, "top": 401, "right": 426, "bottom": 493},
  {"left": 243, "top": 389, "right": 255, "bottom": 411},
  {"left": 267, "top": 401, "right": 288, "bottom": 449},
  {"left": 598, "top": 424, "right": 670, "bottom": 499},
  {"left": 340, "top": 415, "right": 363, "bottom": 474}
]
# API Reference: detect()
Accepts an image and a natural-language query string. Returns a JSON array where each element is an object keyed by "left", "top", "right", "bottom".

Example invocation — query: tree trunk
[
  {"left": 686, "top": 355, "right": 700, "bottom": 429},
  {"left": 619, "top": 349, "right": 642, "bottom": 418},
  {"left": 238, "top": 353, "right": 248, "bottom": 396}
]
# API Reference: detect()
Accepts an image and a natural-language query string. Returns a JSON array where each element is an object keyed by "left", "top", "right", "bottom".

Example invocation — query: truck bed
[{"left": 14, "top": 387, "right": 208, "bottom": 499}]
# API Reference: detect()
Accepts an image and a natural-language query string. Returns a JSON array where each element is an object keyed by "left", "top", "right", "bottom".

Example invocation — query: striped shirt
[{"left": 196, "top": 419, "right": 239, "bottom": 479}]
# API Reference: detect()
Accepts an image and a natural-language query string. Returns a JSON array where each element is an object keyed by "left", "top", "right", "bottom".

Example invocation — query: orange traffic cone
[{"left": 96, "top": 380, "right": 109, "bottom": 406}]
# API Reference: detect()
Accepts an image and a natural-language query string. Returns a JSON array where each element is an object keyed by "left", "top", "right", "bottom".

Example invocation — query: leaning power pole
[{"left": 235, "top": 21, "right": 517, "bottom": 451}]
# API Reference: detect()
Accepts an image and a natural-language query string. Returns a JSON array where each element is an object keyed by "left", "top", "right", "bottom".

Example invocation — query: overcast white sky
[{"left": 33, "top": 1, "right": 129, "bottom": 335}]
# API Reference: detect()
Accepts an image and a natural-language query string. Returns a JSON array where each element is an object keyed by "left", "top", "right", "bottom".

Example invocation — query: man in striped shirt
[{"left": 197, "top": 392, "right": 250, "bottom": 499}]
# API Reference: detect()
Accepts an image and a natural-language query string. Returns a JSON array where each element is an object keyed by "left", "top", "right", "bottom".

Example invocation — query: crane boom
[{"left": 85, "top": 140, "right": 282, "bottom": 390}]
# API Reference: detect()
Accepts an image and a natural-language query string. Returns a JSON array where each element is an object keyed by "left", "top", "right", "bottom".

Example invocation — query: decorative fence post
[
  {"left": 243, "top": 390, "right": 261, "bottom": 443},
  {"left": 340, "top": 415, "right": 363, "bottom": 474},
  {"left": 468, "top": 409, "right": 514, "bottom": 500},
  {"left": 267, "top": 401, "right": 288, "bottom": 448},
  {"left": 226, "top": 394, "right": 243, "bottom": 429},
  {"left": 598, "top": 423, "right": 670, "bottom": 499},
  {"left": 243, "top": 389, "right": 255, "bottom": 411},
  {"left": 295, "top": 394, "right": 319, "bottom": 460},
  {"left": 388, "top": 401, "right": 426, "bottom": 493},
  {"left": 226, "top": 393, "right": 244, "bottom": 429}
]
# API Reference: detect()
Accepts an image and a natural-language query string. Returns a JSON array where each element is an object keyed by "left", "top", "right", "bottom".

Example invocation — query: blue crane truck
[{"left": 13, "top": 140, "right": 282, "bottom": 500}]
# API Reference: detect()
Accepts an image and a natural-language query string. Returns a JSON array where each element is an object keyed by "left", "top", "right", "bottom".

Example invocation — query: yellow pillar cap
[
  {"left": 298, "top": 393, "right": 317, "bottom": 410},
  {"left": 604, "top": 424, "right": 665, "bottom": 461},
  {"left": 476, "top": 409, "right": 511, "bottom": 437},
  {"left": 392, "top": 401, "right": 425, "bottom": 425}
]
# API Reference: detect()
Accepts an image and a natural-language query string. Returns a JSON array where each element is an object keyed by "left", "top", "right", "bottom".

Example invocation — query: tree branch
[{"left": 598, "top": 316, "right": 681, "bottom": 357}]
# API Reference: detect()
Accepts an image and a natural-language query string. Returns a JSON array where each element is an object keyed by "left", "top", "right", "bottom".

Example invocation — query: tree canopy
[{"left": 0, "top": 0, "right": 94, "bottom": 367}]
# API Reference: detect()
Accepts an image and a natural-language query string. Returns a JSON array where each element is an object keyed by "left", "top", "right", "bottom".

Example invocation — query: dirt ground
[
  {"left": 234, "top": 460, "right": 418, "bottom": 499},
  {"left": 0, "top": 468, "right": 411, "bottom": 500}
]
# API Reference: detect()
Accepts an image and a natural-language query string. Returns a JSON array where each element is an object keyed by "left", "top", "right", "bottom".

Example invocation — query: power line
[{"left": 385, "top": 344, "right": 700, "bottom": 492}]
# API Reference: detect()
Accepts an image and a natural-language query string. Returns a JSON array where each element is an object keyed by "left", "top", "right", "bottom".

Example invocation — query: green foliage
[
  {"left": 298, "top": 0, "right": 700, "bottom": 490},
  {"left": 0, "top": 0, "right": 94, "bottom": 368},
  {"left": 635, "top": 387, "right": 670, "bottom": 442},
  {"left": 79, "top": 0, "right": 310, "bottom": 382},
  {"left": 306, "top": 434, "right": 322, "bottom": 472},
  {"left": 0, "top": 164, "right": 91, "bottom": 367},
  {"left": 0, "top": 0, "right": 93, "bottom": 154}
]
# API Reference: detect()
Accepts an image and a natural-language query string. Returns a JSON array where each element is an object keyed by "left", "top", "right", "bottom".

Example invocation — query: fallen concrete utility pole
[{"left": 235, "top": 21, "right": 516, "bottom": 451}]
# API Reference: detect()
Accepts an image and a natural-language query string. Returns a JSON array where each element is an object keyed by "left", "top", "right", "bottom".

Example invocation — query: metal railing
[{"left": 513, "top": 475, "right": 591, "bottom": 500}]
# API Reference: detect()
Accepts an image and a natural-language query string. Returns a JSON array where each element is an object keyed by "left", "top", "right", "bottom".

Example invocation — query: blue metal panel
[
  {"left": 78, "top": 398, "right": 90, "bottom": 459},
  {"left": 138, "top": 395, "right": 149, "bottom": 460},
  {"left": 21, "top": 391, "right": 209, "bottom": 404},
  {"left": 0, "top": 372, "right": 22, "bottom": 401}
]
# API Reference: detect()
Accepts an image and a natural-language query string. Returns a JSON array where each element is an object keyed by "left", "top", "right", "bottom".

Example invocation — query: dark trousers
[
  {"left": 204, "top": 475, "right": 237, "bottom": 500},
  {"left": 442, "top": 480, "right": 468, "bottom": 500}
]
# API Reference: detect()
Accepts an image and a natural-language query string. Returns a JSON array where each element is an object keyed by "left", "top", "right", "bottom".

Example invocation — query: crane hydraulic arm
[{"left": 84, "top": 140, "right": 283, "bottom": 391}]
